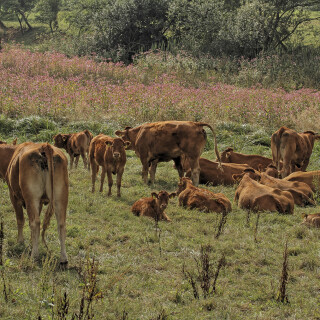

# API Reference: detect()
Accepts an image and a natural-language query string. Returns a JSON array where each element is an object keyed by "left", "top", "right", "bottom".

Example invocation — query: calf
[
  {"left": 131, "top": 190, "right": 176, "bottom": 221},
  {"left": 89, "top": 134, "right": 129, "bottom": 197},
  {"left": 302, "top": 213, "right": 320, "bottom": 228},
  {"left": 176, "top": 177, "right": 232, "bottom": 213},
  {"left": 6, "top": 142, "right": 68, "bottom": 264},
  {"left": 0, "top": 143, "right": 18, "bottom": 180},
  {"left": 53, "top": 129, "right": 93, "bottom": 170},
  {"left": 234, "top": 173, "right": 294, "bottom": 214},
  {"left": 219, "top": 147, "right": 273, "bottom": 170},
  {"left": 284, "top": 171, "right": 320, "bottom": 192},
  {"left": 271, "top": 127, "right": 320, "bottom": 177},
  {"left": 182, "top": 156, "right": 253, "bottom": 185},
  {"left": 235, "top": 169, "right": 314, "bottom": 207}
]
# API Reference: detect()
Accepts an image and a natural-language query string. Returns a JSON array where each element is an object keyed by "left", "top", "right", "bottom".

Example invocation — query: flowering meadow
[{"left": 0, "top": 45, "right": 320, "bottom": 130}]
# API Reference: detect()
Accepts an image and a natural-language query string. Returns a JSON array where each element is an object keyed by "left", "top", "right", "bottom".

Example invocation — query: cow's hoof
[{"left": 60, "top": 261, "right": 68, "bottom": 270}]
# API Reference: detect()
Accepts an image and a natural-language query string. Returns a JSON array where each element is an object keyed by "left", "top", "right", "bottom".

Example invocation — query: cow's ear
[
  {"left": 232, "top": 173, "right": 244, "bottom": 182},
  {"left": 115, "top": 130, "right": 125, "bottom": 137},
  {"left": 169, "top": 192, "right": 176, "bottom": 199},
  {"left": 301, "top": 213, "right": 308, "bottom": 219},
  {"left": 151, "top": 192, "right": 158, "bottom": 199},
  {"left": 125, "top": 141, "right": 131, "bottom": 148},
  {"left": 62, "top": 135, "right": 70, "bottom": 142}
]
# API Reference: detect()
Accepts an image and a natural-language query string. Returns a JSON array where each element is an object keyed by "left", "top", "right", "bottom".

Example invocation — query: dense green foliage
[{"left": 1, "top": 0, "right": 319, "bottom": 61}]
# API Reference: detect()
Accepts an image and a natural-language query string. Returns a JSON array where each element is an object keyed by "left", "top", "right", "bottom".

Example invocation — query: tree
[
  {"left": 1, "top": 0, "right": 36, "bottom": 33},
  {"left": 35, "top": 0, "right": 62, "bottom": 32}
]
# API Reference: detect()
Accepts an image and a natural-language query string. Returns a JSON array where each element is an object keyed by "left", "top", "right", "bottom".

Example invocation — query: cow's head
[
  {"left": 53, "top": 134, "right": 70, "bottom": 148},
  {"left": 232, "top": 168, "right": 260, "bottom": 182},
  {"left": 303, "top": 130, "right": 320, "bottom": 142},
  {"left": 106, "top": 138, "right": 130, "bottom": 159},
  {"left": 263, "top": 164, "right": 279, "bottom": 178},
  {"left": 115, "top": 126, "right": 137, "bottom": 150},
  {"left": 151, "top": 190, "right": 176, "bottom": 212},
  {"left": 176, "top": 177, "right": 193, "bottom": 195},
  {"left": 219, "top": 147, "right": 233, "bottom": 162}
]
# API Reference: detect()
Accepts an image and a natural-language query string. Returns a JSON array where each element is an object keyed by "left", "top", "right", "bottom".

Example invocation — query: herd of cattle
[{"left": 0, "top": 120, "right": 320, "bottom": 265}]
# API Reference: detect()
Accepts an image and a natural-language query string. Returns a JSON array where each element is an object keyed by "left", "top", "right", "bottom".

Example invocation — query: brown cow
[
  {"left": 89, "top": 134, "right": 129, "bottom": 196},
  {"left": 131, "top": 190, "right": 176, "bottom": 221},
  {"left": 284, "top": 171, "right": 320, "bottom": 192},
  {"left": 234, "top": 169, "right": 314, "bottom": 207},
  {"left": 176, "top": 177, "right": 232, "bottom": 213},
  {"left": 271, "top": 127, "right": 320, "bottom": 178},
  {"left": 115, "top": 121, "right": 221, "bottom": 186},
  {"left": 234, "top": 173, "right": 294, "bottom": 214},
  {"left": 6, "top": 142, "right": 68, "bottom": 264},
  {"left": 53, "top": 129, "right": 93, "bottom": 170},
  {"left": 182, "top": 156, "right": 253, "bottom": 185},
  {"left": 302, "top": 213, "right": 320, "bottom": 228},
  {"left": 219, "top": 147, "right": 273, "bottom": 170},
  {"left": 0, "top": 143, "right": 18, "bottom": 180}
]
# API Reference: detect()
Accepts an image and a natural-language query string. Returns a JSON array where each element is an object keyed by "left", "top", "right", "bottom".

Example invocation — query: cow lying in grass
[
  {"left": 219, "top": 147, "right": 273, "bottom": 170},
  {"left": 233, "top": 172, "right": 294, "bottom": 214},
  {"left": 53, "top": 129, "right": 93, "bottom": 170},
  {"left": 176, "top": 177, "right": 232, "bottom": 213},
  {"left": 131, "top": 190, "right": 176, "bottom": 221},
  {"left": 234, "top": 168, "right": 315, "bottom": 207},
  {"left": 284, "top": 171, "right": 320, "bottom": 193},
  {"left": 89, "top": 134, "right": 129, "bottom": 197},
  {"left": 182, "top": 156, "right": 253, "bottom": 185},
  {"left": 302, "top": 213, "right": 320, "bottom": 228},
  {"left": 6, "top": 142, "right": 68, "bottom": 264}
]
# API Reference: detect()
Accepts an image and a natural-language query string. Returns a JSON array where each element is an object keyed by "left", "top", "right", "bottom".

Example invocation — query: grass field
[{"left": 0, "top": 120, "right": 320, "bottom": 319}]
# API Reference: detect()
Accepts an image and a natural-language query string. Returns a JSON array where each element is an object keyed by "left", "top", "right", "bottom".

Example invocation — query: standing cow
[
  {"left": 89, "top": 134, "right": 129, "bottom": 197},
  {"left": 115, "top": 121, "right": 221, "bottom": 186},
  {"left": 271, "top": 127, "right": 320, "bottom": 178},
  {"left": 6, "top": 142, "right": 68, "bottom": 264},
  {"left": 53, "top": 129, "right": 93, "bottom": 170}
]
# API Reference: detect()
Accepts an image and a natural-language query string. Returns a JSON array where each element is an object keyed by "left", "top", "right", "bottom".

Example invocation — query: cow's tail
[
  {"left": 41, "top": 143, "right": 55, "bottom": 248},
  {"left": 197, "top": 123, "right": 222, "bottom": 170},
  {"left": 272, "top": 127, "right": 286, "bottom": 172}
]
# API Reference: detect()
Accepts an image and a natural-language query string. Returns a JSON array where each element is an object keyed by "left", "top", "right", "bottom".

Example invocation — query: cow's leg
[
  {"left": 106, "top": 168, "right": 113, "bottom": 196},
  {"left": 301, "top": 159, "right": 309, "bottom": 172},
  {"left": 281, "top": 159, "right": 291, "bottom": 178},
  {"left": 149, "top": 160, "right": 158, "bottom": 186},
  {"left": 100, "top": 166, "right": 106, "bottom": 193},
  {"left": 116, "top": 167, "right": 124, "bottom": 197},
  {"left": 141, "top": 159, "right": 149, "bottom": 184},
  {"left": 69, "top": 154, "right": 74, "bottom": 169},
  {"left": 80, "top": 147, "right": 88, "bottom": 169},
  {"left": 26, "top": 198, "right": 41, "bottom": 259},
  {"left": 91, "top": 162, "right": 98, "bottom": 193},
  {"left": 10, "top": 192, "right": 25, "bottom": 243},
  {"left": 173, "top": 157, "right": 184, "bottom": 178},
  {"left": 87, "top": 152, "right": 91, "bottom": 172},
  {"left": 74, "top": 155, "right": 80, "bottom": 169},
  {"left": 53, "top": 183, "right": 68, "bottom": 264},
  {"left": 188, "top": 157, "right": 201, "bottom": 186}
]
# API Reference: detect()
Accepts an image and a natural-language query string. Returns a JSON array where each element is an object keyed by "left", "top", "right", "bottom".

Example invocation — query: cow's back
[{"left": 135, "top": 121, "right": 206, "bottom": 159}]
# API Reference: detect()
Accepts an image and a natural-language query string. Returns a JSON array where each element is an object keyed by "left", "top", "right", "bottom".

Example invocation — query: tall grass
[{"left": 0, "top": 45, "right": 320, "bottom": 130}]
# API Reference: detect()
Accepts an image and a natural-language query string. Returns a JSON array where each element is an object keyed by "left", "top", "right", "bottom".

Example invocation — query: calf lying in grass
[
  {"left": 302, "top": 213, "right": 320, "bottom": 227},
  {"left": 233, "top": 172, "right": 294, "bottom": 214},
  {"left": 176, "top": 177, "right": 232, "bottom": 213},
  {"left": 131, "top": 191, "right": 176, "bottom": 221},
  {"left": 234, "top": 168, "right": 315, "bottom": 207}
]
